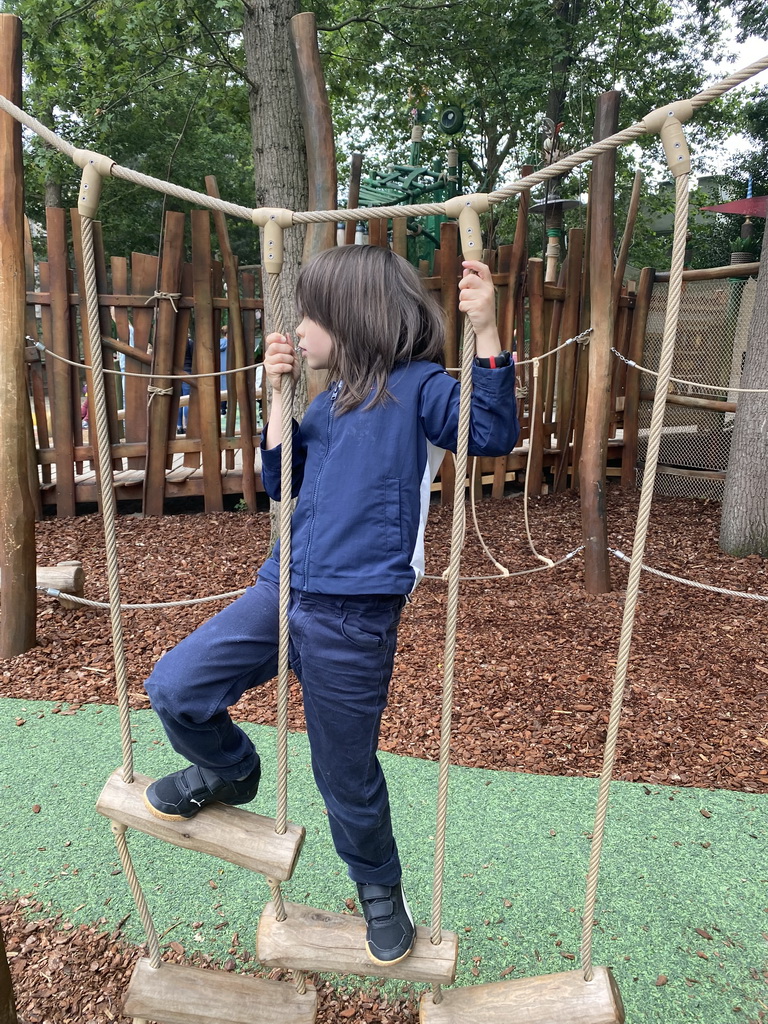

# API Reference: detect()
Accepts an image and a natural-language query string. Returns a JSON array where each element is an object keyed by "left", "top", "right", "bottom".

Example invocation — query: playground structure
[{"left": 1, "top": 9, "right": 768, "bottom": 1024}]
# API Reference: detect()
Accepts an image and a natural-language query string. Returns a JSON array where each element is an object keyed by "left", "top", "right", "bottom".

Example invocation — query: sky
[{"left": 701, "top": 29, "right": 768, "bottom": 178}]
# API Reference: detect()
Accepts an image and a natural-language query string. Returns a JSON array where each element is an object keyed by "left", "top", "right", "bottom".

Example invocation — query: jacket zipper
[{"left": 302, "top": 381, "right": 341, "bottom": 587}]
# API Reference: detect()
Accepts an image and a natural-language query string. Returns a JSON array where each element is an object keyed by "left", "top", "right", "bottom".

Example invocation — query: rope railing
[
  {"left": 609, "top": 548, "right": 768, "bottom": 601},
  {"left": 0, "top": 53, "right": 765, "bottom": 230},
  {"left": 611, "top": 346, "right": 768, "bottom": 394},
  {"left": 31, "top": 339, "right": 264, "bottom": 380}
]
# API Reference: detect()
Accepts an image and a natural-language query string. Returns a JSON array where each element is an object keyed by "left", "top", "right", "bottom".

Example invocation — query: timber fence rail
[{"left": 23, "top": 212, "right": 638, "bottom": 517}]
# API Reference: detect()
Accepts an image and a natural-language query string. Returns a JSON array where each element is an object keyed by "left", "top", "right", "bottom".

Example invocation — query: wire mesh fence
[{"left": 636, "top": 274, "right": 758, "bottom": 500}]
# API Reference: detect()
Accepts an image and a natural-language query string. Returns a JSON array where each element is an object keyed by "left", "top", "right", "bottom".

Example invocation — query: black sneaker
[
  {"left": 143, "top": 758, "right": 261, "bottom": 821},
  {"left": 357, "top": 881, "right": 415, "bottom": 966}
]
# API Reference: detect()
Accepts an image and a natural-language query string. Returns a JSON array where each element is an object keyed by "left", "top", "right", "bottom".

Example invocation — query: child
[{"left": 143, "top": 245, "right": 519, "bottom": 967}]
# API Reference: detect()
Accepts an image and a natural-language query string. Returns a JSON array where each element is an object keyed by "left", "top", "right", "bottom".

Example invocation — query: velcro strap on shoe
[{"left": 364, "top": 899, "right": 394, "bottom": 920}]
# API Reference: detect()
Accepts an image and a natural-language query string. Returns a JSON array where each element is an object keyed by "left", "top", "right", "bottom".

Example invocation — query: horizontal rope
[
  {"left": 32, "top": 340, "right": 263, "bottom": 380},
  {"left": 38, "top": 586, "right": 247, "bottom": 609},
  {"left": 424, "top": 546, "right": 583, "bottom": 581},
  {"left": 611, "top": 347, "right": 768, "bottom": 394},
  {"left": 0, "top": 52, "right": 765, "bottom": 228},
  {"left": 445, "top": 327, "right": 592, "bottom": 372},
  {"left": 609, "top": 548, "right": 768, "bottom": 601},
  {"left": 39, "top": 543, "right": 766, "bottom": 608}
]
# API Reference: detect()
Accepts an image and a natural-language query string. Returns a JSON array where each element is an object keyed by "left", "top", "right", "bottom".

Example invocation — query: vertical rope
[
  {"left": 580, "top": 171, "right": 690, "bottom": 979},
  {"left": 430, "top": 315, "right": 477, "bottom": 984},
  {"left": 111, "top": 823, "right": 162, "bottom": 968},
  {"left": 80, "top": 216, "right": 134, "bottom": 781},
  {"left": 265, "top": 267, "right": 302, "bottom": 992},
  {"left": 267, "top": 269, "right": 293, "bottom": 843},
  {"left": 267, "top": 877, "right": 287, "bottom": 922}
]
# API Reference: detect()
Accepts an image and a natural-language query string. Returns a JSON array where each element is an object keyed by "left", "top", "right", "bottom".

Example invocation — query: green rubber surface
[{"left": 1, "top": 698, "right": 766, "bottom": 1022}]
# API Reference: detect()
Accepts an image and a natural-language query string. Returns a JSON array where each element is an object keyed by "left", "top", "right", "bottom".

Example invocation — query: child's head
[{"left": 296, "top": 244, "right": 445, "bottom": 412}]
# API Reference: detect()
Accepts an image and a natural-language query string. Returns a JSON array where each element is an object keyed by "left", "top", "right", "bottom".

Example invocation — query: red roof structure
[{"left": 700, "top": 196, "right": 768, "bottom": 217}]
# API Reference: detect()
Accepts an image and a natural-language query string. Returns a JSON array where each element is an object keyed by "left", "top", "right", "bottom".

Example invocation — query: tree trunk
[
  {"left": 242, "top": 0, "right": 311, "bottom": 545},
  {"left": 720, "top": 259, "right": 768, "bottom": 555},
  {"left": 242, "top": 0, "right": 308, "bottom": 361}
]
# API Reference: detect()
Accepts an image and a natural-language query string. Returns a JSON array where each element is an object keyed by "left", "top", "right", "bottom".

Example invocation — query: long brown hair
[{"left": 295, "top": 244, "right": 446, "bottom": 413}]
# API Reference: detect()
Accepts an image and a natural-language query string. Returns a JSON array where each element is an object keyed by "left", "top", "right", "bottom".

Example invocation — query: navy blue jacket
[{"left": 259, "top": 360, "right": 519, "bottom": 595}]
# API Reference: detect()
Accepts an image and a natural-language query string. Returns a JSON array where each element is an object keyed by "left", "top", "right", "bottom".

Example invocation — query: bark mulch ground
[{"left": 2, "top": 488, "right": 766, "bottom": 1023}]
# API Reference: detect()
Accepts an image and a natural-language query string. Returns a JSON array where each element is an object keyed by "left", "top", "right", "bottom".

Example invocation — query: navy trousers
[{"left": 145, "top": 575, "right": 406, "bottom": 886}]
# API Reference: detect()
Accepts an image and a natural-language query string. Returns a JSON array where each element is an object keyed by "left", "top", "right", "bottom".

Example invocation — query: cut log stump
[
  {"left": 96, "top": 770, "right": 304, "bottom": 881},
  {"left": 419, "top": 965, "right": 624, "bottom": 1024},
  {"left": 0, "top": 560, "right": 84, "bottom": 601},
  {"left": 257, "top": 900, "right": 458, "bottom": 985},
  {"left": 123, "top": 957, "right": 317, "bottom": 1024}
]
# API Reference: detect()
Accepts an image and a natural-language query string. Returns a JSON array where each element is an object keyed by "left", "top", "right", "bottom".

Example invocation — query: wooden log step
[
  {"left": 96, "top": 770, "right": 304, "bottom": 881},
  {"left": 419, "top": 965, "right": 624, "bottom": 1024},
  {"left": 0, "top": 560, "right": 84, "bottom": 596},
  {"left": 257, "top": 900, "right": 458, "bottom": 985},
  {"left": 123, "top": 957, "right": 317, "bottom": 1024}
]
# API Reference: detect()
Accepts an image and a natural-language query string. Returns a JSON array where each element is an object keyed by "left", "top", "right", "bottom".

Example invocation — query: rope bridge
[{"left": 3, "top": 47, "right": 768, "bottom": 1024}]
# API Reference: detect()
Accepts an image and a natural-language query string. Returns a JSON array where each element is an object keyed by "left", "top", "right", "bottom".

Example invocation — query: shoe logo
[{"left": 190, "top": 798, "right": 204, "bottom": 807}]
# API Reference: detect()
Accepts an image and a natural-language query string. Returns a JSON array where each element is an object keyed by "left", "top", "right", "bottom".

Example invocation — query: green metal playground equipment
[{"left": 356, "top": 107, "right": 465, "bottom": 270}]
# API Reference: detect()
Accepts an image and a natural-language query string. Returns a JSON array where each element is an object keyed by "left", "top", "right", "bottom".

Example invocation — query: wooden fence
[{"left": 23, "top": 209, "right": 642, "bottom": 518}]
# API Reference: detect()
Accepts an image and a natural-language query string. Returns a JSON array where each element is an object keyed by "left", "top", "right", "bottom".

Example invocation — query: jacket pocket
[{"left": 384, "top": 478, "right": 402, "bottom": 552}]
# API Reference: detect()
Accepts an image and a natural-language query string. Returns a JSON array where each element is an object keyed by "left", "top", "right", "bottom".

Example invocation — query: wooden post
[
  {"left": 191, "top": 210, "right": 224, "bottom": 512},
  {"left": 439, "top": 220, "right": 461, "bottom": 373},
  {"left": 142, "top": 212, "right": 185, "bottom": 516},
  {"left": 612, "top": 170, "right": 643, "bottom": 311},
  {"left": 290, "top": 13, "right": 336, "bottom": 252},
  {"left": 580, "top": 90, "right": 620, "bottom": 593},
  {"left": 0, "top": 918, "right": 19, "bottom": 1024},
  {"left": 291, "top": 12, "right": 337, "bottom": 404},
  {"left": 501, "top": 165, "right": 533, "bottom": 354},
  {"left": 344, "top": 154, "right": 363, "bottom": 245},
  {"left": 621, "top": 267, "right": 655, "bottom": 487},
  {"left": 46, "top": 208, "right": 77, "bottom": 516},
  {"left": 552, "top": 229, "right": 584, "bottom": 491},
  {"left": 526, "top": 257, "right": 546, "bottom": 495},
  {"left": 0, "top": 13, "right": 36, "bottom": 658},
  {"left": 206, "top": 176, "right": 258, "bottom": 509},
  {"left": 22, "top": 219, "right": 42, "bottom": 520}
]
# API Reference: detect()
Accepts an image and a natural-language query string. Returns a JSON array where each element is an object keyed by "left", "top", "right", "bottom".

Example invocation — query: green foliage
[
  {"left": 6, "top": 0, "right": 766, "bottom": 269},
  {"left": 11, "top": 0, "right": 257, "bottom": 265}
]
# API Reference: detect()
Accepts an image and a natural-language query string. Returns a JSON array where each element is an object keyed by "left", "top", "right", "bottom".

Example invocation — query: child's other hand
[
  {"left": 458, "top": 261, "right": 498, "bottom": 341},
  {"left": 264, "top": 332, "right": 300, "bottom": 392}
]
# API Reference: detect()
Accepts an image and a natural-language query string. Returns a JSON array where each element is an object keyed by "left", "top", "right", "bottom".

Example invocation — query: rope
[
  {"left": 444, "top": 325, "right": 592, "bottom": 373},
  {"left": 145, "top": 291, "right": 181, "bottom": 313},
  {"left": 609, "top": 548, "right": 768, "bottom": 601},
  {"left": 0, "top": 53, "right": 765, "bottom": 228},
  {"left": 37, "top": 587, "right": 247, "bottom": 609},
  {"left": 35, "top": 341, "right": 264, "bottom": 380},
  {"left": 429, "top": 311, "right": 477, "bottom": 1006},
  {"left": 425, "top": 546, "right": 583, "bottom": 582},
  {"left": 80, "top": 216, "right": 134, "bottom": 783},
  {"left": 266, "top": 289, "right": 309, "bottom": 996},
  {"left": 111, "top": 822, "right": 162, "bottom": 969},
  {"left": 611, "top": 347, "right": 768, "bottom": 394},
  {"left": 580, "top": 171, "right": 692, "bottom": 981},
  {"left": 268, "top": 271, "right": 293, "bottom": 845},
  {"left": 467, "top": 459, "right": 509, "bottom": 577}
]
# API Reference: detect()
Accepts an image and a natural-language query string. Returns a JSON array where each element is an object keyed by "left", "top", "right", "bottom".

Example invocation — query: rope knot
[
  {"left": 145, "top": 291, "right": 181, "bottom": 313},
  {"left": 146, "top": 384, "right": 173, "bottom": 408}
]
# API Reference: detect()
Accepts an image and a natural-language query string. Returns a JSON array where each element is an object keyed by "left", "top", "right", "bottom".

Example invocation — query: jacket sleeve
[
  {"left": 260, "top": 420, "right": 307, "bottom": 500},
  {"left": 419, "top": 363, "right": 520, "bottom": 456}
]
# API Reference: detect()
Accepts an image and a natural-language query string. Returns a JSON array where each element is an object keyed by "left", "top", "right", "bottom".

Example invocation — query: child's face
[{"left": 296, "top": 316, "right": 334, "bottom": 370}]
